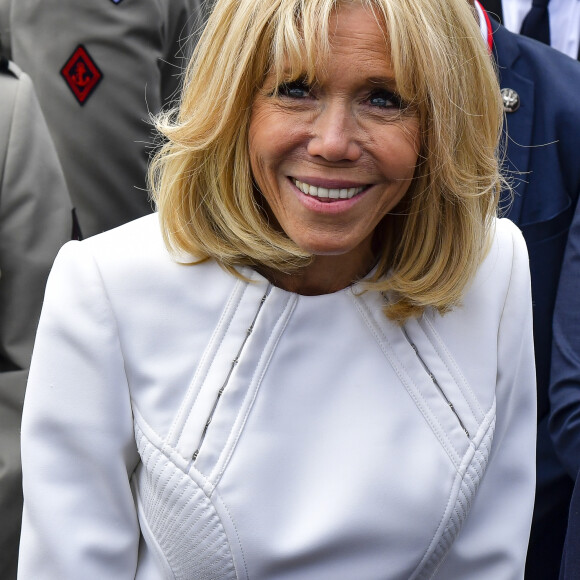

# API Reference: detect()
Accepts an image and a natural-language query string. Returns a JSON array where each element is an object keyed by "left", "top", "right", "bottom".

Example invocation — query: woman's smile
[
  {"left": 292, "top": 178, "right": 367, "bottom": 202},
  {"left": 248, "top": 2, "right": 420, "bottom": 287}
]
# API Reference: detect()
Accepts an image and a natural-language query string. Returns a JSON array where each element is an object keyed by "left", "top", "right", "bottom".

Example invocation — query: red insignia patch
[{"left": 60, "top": 45, "right": 103, "bottom": 105}]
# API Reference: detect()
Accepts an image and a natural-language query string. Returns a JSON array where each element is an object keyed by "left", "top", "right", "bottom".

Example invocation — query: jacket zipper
[
  {"left": 192, "top": 284, "right": 272, "bottom": 462},
  {"left": 402, "top": 328, "right": 470, "bottom": 438}
]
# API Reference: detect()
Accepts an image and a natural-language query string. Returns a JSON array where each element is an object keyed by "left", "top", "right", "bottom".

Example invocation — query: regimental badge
[
  {"left": 500, "top": 88, "right": 520, "bottom": 114},
  {"left": 60, "top": 45, "right": 103, "bottom": 106}
]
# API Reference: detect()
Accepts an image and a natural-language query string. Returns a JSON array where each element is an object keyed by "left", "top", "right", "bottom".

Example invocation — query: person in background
[
  {"left": 551, "top": 95, "right": 580, "bottom": 577},
  {"left": 560, "top": 471, "right": 580, "bottom": 579},
  {"left": 478, "top": 0, "right": 580, "bottom": 59},
  {"left": 472, "top": 2, "right": 580, "bottom": 578},
  {"left": 0, "top": 52, "right": 73, "bottom": 580},
  {"left": 18, "top": 0, "right": 536, "bottom": 578},
  {"left": 6, "top": 0, "right": 207, "bottom": 237}
]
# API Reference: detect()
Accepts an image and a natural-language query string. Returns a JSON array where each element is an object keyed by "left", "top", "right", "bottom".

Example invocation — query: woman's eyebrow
[{"left": 367, "top": 76, "right": 398, "bottom": 87}]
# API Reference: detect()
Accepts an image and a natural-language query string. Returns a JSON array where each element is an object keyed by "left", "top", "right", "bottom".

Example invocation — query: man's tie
[{"left": 520, "top": 0, "right": 551, "bottom": 45}]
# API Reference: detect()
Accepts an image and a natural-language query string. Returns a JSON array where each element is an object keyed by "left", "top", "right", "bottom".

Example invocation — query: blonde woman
[{"left": 19, "top": 0, "right": 536, "bottom": 578}]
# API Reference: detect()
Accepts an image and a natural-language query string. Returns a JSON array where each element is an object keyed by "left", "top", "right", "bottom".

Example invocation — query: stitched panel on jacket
[
  {"left": 134, "top": 425, "right": 238, "bottom": 580},
  {"left": 414, "top": 416, "right": 495, "bottom": 580}
]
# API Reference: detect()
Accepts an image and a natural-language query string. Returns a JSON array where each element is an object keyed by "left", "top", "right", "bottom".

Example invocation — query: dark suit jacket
[
  {"left": 561, "top": 472, "right": 580, "bottom": 579},
  {"left": 491, "top": 18, "right": 580, "bottom": 580}
]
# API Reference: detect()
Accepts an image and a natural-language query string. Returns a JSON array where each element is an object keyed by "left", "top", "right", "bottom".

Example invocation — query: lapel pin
[{"left": 501, "top": 88, "right": 520, "bottom": 113}]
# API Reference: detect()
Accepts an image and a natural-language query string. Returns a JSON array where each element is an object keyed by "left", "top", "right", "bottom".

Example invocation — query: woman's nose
[{"left": 306, "top": 103, "right": 362, "bottom": 162}]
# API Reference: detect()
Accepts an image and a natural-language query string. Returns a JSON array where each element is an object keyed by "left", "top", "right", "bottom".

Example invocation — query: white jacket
[{"left": 19, "top": 214, "right": 536, "bottom": 580}]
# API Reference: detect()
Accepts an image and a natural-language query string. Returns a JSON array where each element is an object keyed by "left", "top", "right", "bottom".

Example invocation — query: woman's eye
[
  {"left": 368, "top": 90, "right": 403, "bottom": 109},
  {"left": 277, "top": 80, "right": 311, "bottom": 99}
]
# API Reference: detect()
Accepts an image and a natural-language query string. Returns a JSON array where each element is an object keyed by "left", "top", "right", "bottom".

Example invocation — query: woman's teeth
[{"left": 293, "top": 179, "right": 365, "bottom": 200}]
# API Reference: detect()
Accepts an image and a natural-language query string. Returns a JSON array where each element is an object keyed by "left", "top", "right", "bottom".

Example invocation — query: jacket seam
[
  {"left": 351, "top": 292, "right": 462, "bottom": 464},
  {"left": 212, "top": 292, "right": 297, "bottom": 487},
  {"left": 421, "top": 315, "right": 485, "bottom": 419},
  {"left": 168, "top": 275, "right": 247, "bottom": 447}
]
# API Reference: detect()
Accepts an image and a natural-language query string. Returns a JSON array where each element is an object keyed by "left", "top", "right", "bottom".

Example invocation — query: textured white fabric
[{"left": 19, "top": 214, "right": 536, "bottom": 579}]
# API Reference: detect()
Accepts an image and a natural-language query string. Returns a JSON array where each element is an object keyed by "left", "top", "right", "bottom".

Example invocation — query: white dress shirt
[{"left": 501, "top": 0, "right": 580, "bottom": 58}]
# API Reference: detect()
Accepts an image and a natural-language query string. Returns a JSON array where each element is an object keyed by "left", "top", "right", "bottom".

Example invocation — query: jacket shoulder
[
  {"left": 457, "top": 217, "right": 529, "bottom": 318},
  {"left": 55, "top": 213, "right": 231, "bottom": 299},
  {"left": 492, "top": 217, "right": 527, "bottom": 256},
  {"left": 483, "top": 217, "right": 529, "bottom": 285},
  {"left": 81, "top": 213, "right": 165, "bottom": 255},
  {"left": 493, "top": 19, "right": 580, "bottom": 92},
  {"left": 57, "top": 214, "right": 174, "bottom": 279}
]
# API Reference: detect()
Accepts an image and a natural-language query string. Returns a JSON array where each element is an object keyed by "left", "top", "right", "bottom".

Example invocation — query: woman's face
[{"left": 249, "top": 2, "right": 420, "bottom": 266}]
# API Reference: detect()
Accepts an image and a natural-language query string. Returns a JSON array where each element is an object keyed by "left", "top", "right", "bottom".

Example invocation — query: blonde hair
[{"left": 150, "top": 0, "right": 504, "bottom": 322}]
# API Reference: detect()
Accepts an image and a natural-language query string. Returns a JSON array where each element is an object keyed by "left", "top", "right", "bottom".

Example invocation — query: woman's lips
[{"left": 292, "top": 178, "right": 367, "bottom": 201}]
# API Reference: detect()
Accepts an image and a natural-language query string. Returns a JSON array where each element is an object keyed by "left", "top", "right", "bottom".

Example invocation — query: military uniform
[
  {"left": 9, "top": 0, "right": 206, "bottom": 237},
  {"left": 0, "top": 58, "right": 73, "bottom": 580},
  {"left": 0, "top": 2, "right": 207, "bottom": 574}
]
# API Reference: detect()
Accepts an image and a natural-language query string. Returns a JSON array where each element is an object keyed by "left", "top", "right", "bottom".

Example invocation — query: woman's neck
[{"left": 260, "top": 250, "right": 376, "bottom": 295}]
